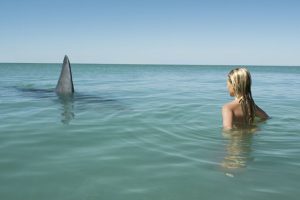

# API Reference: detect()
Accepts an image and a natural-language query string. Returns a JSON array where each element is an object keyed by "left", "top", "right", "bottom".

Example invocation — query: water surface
[{"left": 0, "top": 64, "right": 299, "bottom": 200}]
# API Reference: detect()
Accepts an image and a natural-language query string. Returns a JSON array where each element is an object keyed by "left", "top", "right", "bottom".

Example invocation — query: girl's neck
[{"left": 235, "top": 95, "right": 243, "bottom": 101}]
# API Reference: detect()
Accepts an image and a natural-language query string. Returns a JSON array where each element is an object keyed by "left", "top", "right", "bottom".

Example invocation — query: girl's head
[
  {"left": 227, "top": 67, "right": 256, "bottom": 124},
  {"left": 227, "top": 67, "right": 252, "bottom": 98}
]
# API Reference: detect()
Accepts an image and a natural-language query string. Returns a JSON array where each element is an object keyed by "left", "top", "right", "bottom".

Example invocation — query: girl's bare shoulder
[{"left": 223, "top": 100, "right": 239, "bottom": 110}]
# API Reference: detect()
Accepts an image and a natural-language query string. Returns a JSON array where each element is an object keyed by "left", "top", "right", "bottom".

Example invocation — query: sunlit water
[{"left": 0, "top": 64, "right": 299, "bottom": 200}]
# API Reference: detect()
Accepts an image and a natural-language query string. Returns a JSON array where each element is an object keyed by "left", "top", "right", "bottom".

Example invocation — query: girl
[{"left": 222, "top": 68, "right": 269, "bottom": 130}]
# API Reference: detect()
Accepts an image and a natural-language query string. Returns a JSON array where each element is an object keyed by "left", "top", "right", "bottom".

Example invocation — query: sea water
[{"left": 0, "top": 64, "right": 299, "bottom": 200}]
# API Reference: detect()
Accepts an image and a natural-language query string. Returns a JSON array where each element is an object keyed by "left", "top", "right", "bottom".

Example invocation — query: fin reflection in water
[{"left": 57, "top": 94, "right": 75, "bottom": 125}]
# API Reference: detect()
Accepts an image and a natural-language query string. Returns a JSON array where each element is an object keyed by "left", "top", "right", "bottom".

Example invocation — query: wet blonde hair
[{"left": 227, "top": 68, "right": 256, "bottom": 124}]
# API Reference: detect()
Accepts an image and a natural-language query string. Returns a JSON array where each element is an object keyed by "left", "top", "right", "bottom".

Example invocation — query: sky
[{"left": 0, "top": 0, "right": 299, "bottom": 65}]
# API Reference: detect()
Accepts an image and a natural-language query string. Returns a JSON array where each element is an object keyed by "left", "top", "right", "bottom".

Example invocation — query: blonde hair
[{"left": 228, "top": 68, "right": 256, "bottom": 124}]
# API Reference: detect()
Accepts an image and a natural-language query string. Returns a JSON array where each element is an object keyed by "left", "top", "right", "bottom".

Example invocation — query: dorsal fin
[{"left": 55, "top": 55, "right": 74, "bottom": 94}]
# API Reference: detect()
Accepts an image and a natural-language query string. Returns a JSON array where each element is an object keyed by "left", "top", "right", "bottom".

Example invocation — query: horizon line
[{"left": 0, "top": 61, "right": 299, "bottom": 67}]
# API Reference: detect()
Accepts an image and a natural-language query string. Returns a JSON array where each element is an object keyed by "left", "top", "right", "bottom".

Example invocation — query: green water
[{"left": 0, "top": 64, "right": 299, "bottom": 200}]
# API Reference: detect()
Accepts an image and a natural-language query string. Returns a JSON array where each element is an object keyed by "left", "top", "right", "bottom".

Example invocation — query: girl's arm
[
  {"left": 222, "top": 105, "right": 233, "bottom": 130},
  {"left": 255, "top": 105, "right": 269, "bottom": 120}
]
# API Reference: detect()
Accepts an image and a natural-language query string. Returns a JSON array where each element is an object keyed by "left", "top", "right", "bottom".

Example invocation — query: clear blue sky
[{"left": 0, "top": 0, "right": 299, "bottom": 65}]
